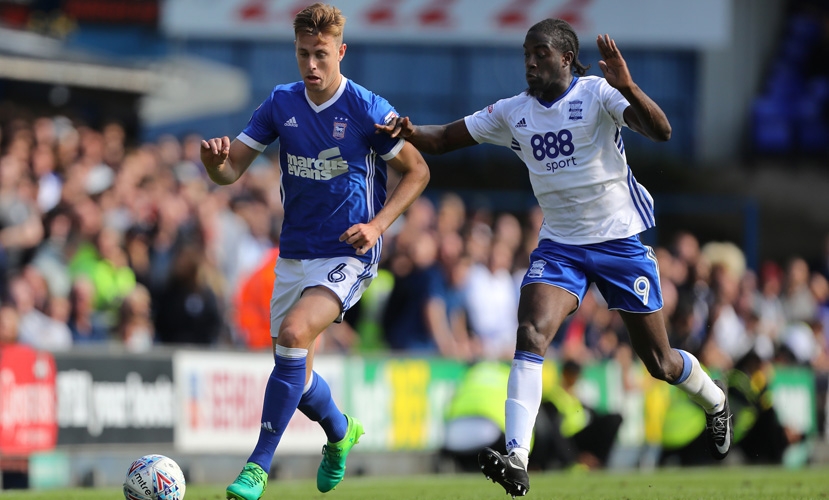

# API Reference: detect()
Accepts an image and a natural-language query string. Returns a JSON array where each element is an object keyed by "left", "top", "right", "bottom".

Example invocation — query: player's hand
[
  {"left": 200, "top": 136, "right": 231, "bottom": 168},
  {"left": 339, "top": 222, "right": 381, "bottom": 256},
  {"left": 374, "top": 116, "right": 415, "bottom": 139},
  {"left": 597, "top": 34, "right": 634, "bottom": 92}
]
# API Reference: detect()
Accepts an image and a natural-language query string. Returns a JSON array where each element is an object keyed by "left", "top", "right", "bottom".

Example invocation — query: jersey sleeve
[
  {"left": 597, "top": 78, "right": 631, "bottom": 128},
  {"left": 463, "top": 99, "right": 513, "bottom": 147},
  {"left": 237, "top": 91, "right": 280, "bottom": 152},
  {"left": 365, "top": 95, "right": 405, "bottom": 161}
]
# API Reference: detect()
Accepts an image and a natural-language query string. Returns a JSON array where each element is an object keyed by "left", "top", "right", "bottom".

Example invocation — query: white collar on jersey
[{"left": 304, "top": 75, "right": 348, "bottom": 113}]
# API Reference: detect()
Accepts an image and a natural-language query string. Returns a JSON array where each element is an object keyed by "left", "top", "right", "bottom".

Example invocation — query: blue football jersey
[{"left": 237, "top": 77, "right": 404, "bottom": 264}]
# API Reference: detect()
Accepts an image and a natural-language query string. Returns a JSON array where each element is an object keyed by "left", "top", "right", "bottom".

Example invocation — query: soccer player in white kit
[
  {"left": 377, "top": 18, "right": 732, "bottom": 497},
  {"left": 201, "top": 4, "right": 430, "bottom": 500}
]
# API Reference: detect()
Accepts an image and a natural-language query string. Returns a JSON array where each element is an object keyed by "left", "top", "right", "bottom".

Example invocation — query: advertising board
[
  {"left": 54, "top": 352, "right": 175, "bottom": 445},
  {"left": 162, "top": 0, "right": 730, "bottom": 48},
  {"left": 0, "top": 344, "right": 57, "bottom": 455}
]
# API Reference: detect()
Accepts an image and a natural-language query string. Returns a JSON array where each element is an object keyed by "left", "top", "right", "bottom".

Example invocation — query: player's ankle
[{"left": 510, "top": 448, "right": 529, "bottom": 468}]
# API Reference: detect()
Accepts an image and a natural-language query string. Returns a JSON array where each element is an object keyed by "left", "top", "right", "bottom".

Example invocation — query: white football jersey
[{"left": 464, "top": 75, "right": 655, "bottom": 245}]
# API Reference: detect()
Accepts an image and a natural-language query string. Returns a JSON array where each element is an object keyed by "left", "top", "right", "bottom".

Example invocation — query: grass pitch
[{"left": 2, "top": 466, "right": 828, "bottom": 499}]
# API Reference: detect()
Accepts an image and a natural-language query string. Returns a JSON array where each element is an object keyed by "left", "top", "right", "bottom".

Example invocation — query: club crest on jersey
[
  {"left": 568, "top": 100, "right": 583, "bottom": 120},
  {"left": 333, "top": 121, "right": 347, "bottom": 139}
]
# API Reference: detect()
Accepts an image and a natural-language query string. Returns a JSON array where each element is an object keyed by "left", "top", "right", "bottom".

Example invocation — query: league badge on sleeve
[{"left": 383, "top": 111, "right": 398, "bottom": 125}]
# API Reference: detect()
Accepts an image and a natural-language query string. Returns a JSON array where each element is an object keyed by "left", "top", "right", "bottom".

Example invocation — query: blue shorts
[{"left": 520, "top": 236, "right": 663, "bottom": 313}]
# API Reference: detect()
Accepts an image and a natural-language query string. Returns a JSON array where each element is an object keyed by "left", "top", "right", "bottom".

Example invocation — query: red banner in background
[
  {"left": 63, "top": 0, "right": 158, "bottom": 24},
  {"left": 0, "top": 344, "right": 58, "bottom": 456}
]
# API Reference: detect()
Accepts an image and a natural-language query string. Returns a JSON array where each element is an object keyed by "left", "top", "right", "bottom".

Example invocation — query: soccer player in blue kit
[
  {"left": 377, "top": 18, "right": 732, "bottom": 497},
  {"left": 200, "top": 4, "right": 429, "bottom": 499}
]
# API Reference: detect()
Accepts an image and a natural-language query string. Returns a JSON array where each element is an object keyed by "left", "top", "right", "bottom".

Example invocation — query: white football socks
[
  {"left": 674, "top": 349, "right": 725, "bottom": 414},
  {"left": 504, "top": 353, "right": 544, "bottom": 467}
]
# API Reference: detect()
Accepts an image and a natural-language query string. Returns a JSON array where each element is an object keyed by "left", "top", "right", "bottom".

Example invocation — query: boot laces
[
  {"left": 237, "top": 465, "right": 265, "bottom": 487},
  {"left": 708, "top": 413, "right": 729, "bottom": 442}
]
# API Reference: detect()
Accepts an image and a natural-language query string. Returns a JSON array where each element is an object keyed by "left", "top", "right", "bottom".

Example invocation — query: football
[{"left": 123, "top": 454, "right": 187, "bottom": 500}]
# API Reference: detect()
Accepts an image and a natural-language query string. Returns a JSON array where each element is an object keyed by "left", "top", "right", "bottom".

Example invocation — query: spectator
[
  {"left": 436, "top": 192, "right": 466, "bottom": 238},
  {"left": 669, "top": 291, "right": 703, "bottom": 356},
  {"left": 124, "top": 226, "right": 153, "bottom": 290},
  {"left": 155, "top": 134, "right": 184, "bottom": 171},
  {"left": 233, "top": 247, "right": 279, "bottom": 350},
  {"left": 754, "top": 261, "right": 787, "bottom": 350},
  {"left": 777, "top": 322, "right": 817, "bottom": 366},
  {"left": 391, "top": 196, "right": 436, "bottom": 261},
  {"left": 464, "top": 238, "right": 519, "bottom": 361},
  {"left": 702, "top": 242, "right": 750, "bottom": 368},
  {"left": 442, "top": 361, "right": 511, "bottom": 472},
  {"left": 384, "top": 230, "right": 473, "bottom": 359},
  {"left": 9, "top": 273, "right": 72, "bottom": 351},
  {"left": 782, "top": 256, "right": 817, "bottom": 324},
  {"left": 31, "top": 144, "right": 62, "bottom": 213},
  {"left": 492, "top": 212, "right": 523, "bottom": 260},
  {"left": 31, "top": 205, "right": 74, "bottom": 300},
  {"left": 46, "top": 295, "right": 71, "bottom": 330},
  {"left": 101, "top": 121, "right": 126, "bottom": 169},
  {"left": 556, "top": 286, "right": 602, "bottom": 362},
  {"left": 146, "top": 194, "right": 191, "bottom": 296},
  {"left": 67, "top": 276, "right": 109, "bottom": 345},
  {"left": 727, "top": 351, "right": 800, "bottom": 465},
  {"left": 154, "top": 244, "right": 223, "bottom": 345},
  {"left": 230, "top": 192, "right": 273, "bottom": 287},
  {"left": 0, "top": 156, "right": 44, "bottom": 271},
  {"left": 22, "top": 263, "right": 51, "bottom": 313},
  {"left": 463, "top": 219, "right": 492, "bottom": 267},
  {"left": 118, "top": 284, "right": 155, "bottom": 352},
  {"left": 532, "top": 359, "right": 623, "bottom": 470},
  {"left": 671, "top": 231, "right": 712, "bottom": 344},
  {"left": 812, "top": 271, "right": 829, "bottom": 350},
  {"left": 71, "top": 225, "right": 137, "bottom": 327},
  {"left": 0, "top": 304, "right": 19, "bottom": 347},
  {"left": 431, "top": 232, "right": 474, "bottom": 360},
  {"left": 706, "top": 263, "right": 749, "bottom": 370}
]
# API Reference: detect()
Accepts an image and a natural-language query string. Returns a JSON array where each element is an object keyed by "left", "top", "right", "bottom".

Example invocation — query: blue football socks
[
  {"left": 298, "top": 371, "right": 348, "bottom": 442},
  {"left": 247, "top": 348, "right": 307, "bottom": 472}
]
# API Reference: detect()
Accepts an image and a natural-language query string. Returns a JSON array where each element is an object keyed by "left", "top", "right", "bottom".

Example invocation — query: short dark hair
[{"left": 527, "top": 19, "right": 590, "bottom": 76}]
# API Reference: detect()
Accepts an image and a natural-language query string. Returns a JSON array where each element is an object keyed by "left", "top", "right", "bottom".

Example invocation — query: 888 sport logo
[{"left": 531, "top": 129, "right": 578, "bottom": 171}]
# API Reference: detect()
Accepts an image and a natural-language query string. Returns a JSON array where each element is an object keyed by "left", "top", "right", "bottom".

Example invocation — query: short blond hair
[{"left": 294, "top": 3, "right": 346, "bottom": 41}]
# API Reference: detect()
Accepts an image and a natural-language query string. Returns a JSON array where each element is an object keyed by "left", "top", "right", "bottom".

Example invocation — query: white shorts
[{"left": 270, "top": 256, "right": 378, "bottom": 337}]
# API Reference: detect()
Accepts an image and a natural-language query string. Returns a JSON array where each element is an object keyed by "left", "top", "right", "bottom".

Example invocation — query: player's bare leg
[
  {"left": 620, "top": 310, "right": 732, "bottom": 459},
  {"left": 480, "top": 284, "right": 577, "bottom": 497}
]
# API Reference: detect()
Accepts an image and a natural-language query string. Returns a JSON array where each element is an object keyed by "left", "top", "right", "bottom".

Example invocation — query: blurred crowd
[
  {"left": 0, "top": 110, "right": 828, "bottom": 383},
  {"left": 0, "top": 108, "right": 283, "bottom": 352}
]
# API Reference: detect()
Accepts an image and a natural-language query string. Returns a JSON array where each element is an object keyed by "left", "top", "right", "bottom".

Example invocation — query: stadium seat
[
  {"left": 788, "top": 14, "right": 823, "bottom": 44},
  {"left": 752, "top": 97, "right": 793, "bottom": 153}
]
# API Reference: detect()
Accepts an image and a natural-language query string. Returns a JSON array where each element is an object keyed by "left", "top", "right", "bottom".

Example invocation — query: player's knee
[
  {"left": 515, "top": 323, "right": 550, "bottom": 354},
  {"left": 276, "top": 322, "right": 311, "bottom": 348},
  {"left": 643, "top": 354, "right": 682, "bottom": 383}
]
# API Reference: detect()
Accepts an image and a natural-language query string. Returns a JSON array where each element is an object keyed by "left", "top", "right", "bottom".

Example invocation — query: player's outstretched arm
[
  {"left": 339, "top": 142, "right": 430, "bottom": 255},
  {"left": 200, "top": 137, "right": 260, "bottom": 185},
  {"left": 597, "top": 34, "right": 671, "bottom": 142},
  {"left": 375, "top": 118, "right": 477, "bottom": 155}
]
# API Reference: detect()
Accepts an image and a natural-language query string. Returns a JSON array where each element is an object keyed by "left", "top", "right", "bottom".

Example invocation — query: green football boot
[
  {"left": 317, "top": 414, "right": 365, "bottom": 493},
  {"left": 226, "top": 462, "right": 268, "bottom": 500}
]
